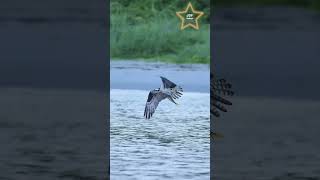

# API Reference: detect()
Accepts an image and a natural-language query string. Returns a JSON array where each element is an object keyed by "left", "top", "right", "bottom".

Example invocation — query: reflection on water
[{"left": 111, "top": 89, "right": 210, "bottom": 180}]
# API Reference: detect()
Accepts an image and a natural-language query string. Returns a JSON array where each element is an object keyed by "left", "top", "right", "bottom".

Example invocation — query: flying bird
[{"left": 144, "top": 76, "right": 183, "bottom": 119}]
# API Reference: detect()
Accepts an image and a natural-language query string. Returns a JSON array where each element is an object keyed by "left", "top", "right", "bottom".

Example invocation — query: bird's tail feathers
[{"left": 168, "top": 96, "right": 178, "bottom": 105}]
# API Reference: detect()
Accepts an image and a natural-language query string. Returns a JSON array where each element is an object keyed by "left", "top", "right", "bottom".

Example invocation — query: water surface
[{"left": 111, "top": 89, "right": 210, "bottom": 180}]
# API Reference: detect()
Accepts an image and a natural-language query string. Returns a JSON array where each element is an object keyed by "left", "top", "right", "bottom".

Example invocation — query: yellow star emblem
[{"left": 176, "top": 2, "right": 204, "bottom": 30}]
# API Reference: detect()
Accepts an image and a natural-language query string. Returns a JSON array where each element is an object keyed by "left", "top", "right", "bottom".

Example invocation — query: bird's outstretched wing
[
  {"left": 211, "top": 73, "right": 234, "bottom": 117},
  {"left": 144, "top": 91, "right": 167, "bottom": 119},
  {"left": 160, "top": 76, "right": 183, "bottom": 99},
  {"left": 160, "top": 76, "right": 177, "bottom": 88}
]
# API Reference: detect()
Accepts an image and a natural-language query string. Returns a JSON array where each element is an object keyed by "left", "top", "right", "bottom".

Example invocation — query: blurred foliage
[
  {"left": 111, "top": 0, "right": 319, "bottom": 64},
  {"left": 111, "top": 0, "right": 210, "bottom": 64},
  {"left": 111, "top": 0, "right": 210, "bottom": 23}
]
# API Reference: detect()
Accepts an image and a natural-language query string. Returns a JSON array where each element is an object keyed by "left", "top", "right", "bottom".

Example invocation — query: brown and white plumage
[
  {"left": 144, "top": 89, "right": 168, "bottom": 119},
  {"left": 144, "top": 77, "right": 183, "bottom": 119},
  {"left": 160, "top": 76, "right": 183, "bottom": 100}
]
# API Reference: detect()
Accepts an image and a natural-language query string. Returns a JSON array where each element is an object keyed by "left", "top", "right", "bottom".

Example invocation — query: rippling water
[{"left": 111, "top": 89, "right": 210, "bottom": 180}]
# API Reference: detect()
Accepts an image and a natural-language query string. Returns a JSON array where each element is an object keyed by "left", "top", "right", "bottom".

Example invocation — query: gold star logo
[{"left": 176, "top": 2, "right": 204, "bottom": 30}]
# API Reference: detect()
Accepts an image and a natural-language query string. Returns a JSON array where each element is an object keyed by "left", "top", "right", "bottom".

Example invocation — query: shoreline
[
  {"left": 110, "top": 61, "right": 210, "bottom": 93},
  {"left": 111, "top": 58, "right": 210, "bottom": 65}
]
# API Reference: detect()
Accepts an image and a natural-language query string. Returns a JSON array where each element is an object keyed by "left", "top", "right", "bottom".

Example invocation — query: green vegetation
[
  {"left": 111, "top": 0, "right": 320, "bottom": 64},
  {"left": 111, "top": 1, "right": 210, "bottom": 64}
]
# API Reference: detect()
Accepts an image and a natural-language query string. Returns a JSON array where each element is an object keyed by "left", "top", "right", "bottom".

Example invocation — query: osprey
[{"left": 144, "top": 76, "right": 183, "bottom": 119}]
